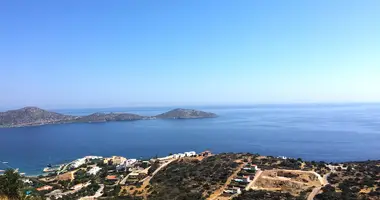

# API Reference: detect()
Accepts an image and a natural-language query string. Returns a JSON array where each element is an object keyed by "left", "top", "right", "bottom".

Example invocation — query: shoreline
[{"left": 13, "top": 151, "right": 378, "bottom": 178}]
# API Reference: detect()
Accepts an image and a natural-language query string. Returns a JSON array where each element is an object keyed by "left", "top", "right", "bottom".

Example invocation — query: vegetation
[
  {"left": 233, "top": 189, "right": 302, "bottom": 200},
  {"left": 0, "top": 169, "right": 22, "bottom": 199},
  {"left": 1, "top": 154, "right": 379, "bottom": 200},
  {"left": 148, "top": 153, "right": 243, "bottom": 200},
  {"left": 316, "top": 160, "right": 380, "bottom": 200}
]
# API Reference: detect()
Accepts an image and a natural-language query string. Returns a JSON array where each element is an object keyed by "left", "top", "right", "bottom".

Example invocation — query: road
[
  {"left": 93, "top": 184, "right": 104, "bottom": 198},
  {"left": 79, "top": 184, "right": 104, "bottom": 200},
  {"left": 307, "top": 187, "right": 322, "bottom": 200},
  {"left": 46, "top": 182, "right": 91, "bottom": 199},
  {"left": 245, "top": 170, "right": 263, "bottom": 190},
  {"left": 307, "top": 170, "right": 332, "bottom": 200},
  {"left": 208, "top": 163, "right": 245, "bottom": 200}
]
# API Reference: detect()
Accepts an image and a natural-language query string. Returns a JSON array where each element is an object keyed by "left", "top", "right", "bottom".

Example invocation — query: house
[
  {"left": 104, "top": 156, "right": 127, "bottom": 165},
  {"left": 116, "top": 159, "right": 138, "bottom": 171},
  {"left": 223, "top": 187, "right": 241, "bottom": 194},
  {"left": 128, "top": 172, "right": 147, "bottom": 180},
  {"left": 243, "top": 164, "right": 258, "bottom": 172},
  {"left": 199, "top": 150, "right": 212, "bottom": 157},
  {"left": 234, "top": 176, "right": 252, "bottom": 183},
  {"left": 84, "top": 156, "right": 103, "bottom": 160},
  {"left": 184, "top": 151, "right": 196, "bottom": 157},
  {"left": 87, "top": 166, "right": 101, "bottom": 175},
  {"left": 173, "top": 153, "right": 186, "bottom": 158},
  {"left": 36, "top": 185, "right": 53, "bottom": 191},
  {"left": 22, "top": 179, "right": 33, "bottom": 184}
]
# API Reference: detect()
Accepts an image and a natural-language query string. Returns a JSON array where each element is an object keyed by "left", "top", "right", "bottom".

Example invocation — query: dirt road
[
  {"left": 208, "top": 163, "right": 245, "bottom": 200},
  {"left": 245, "top": 170, "right": 263, "bottom": 190},
  {"left": 307, "top": 171, "right": 331, "bottom": 200},
  {"left": 307, "top": 186, "right": 322, "bottom": 200}
]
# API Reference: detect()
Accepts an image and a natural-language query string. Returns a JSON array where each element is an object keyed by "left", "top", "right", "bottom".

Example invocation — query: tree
[{"left": 0, "top": 169, "right": 22, "bottom": 199}]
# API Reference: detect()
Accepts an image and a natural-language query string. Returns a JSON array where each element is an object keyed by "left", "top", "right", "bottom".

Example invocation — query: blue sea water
[{"left": 1, "top": 104, "right": 380, "bottom": 175}]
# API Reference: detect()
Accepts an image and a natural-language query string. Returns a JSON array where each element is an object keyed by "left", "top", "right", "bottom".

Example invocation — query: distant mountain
[
  {"left": 0, "top": 107, "right": 217, "bottom": 128},
  {"left": 155, "top": 108, "right": 217, "bottom": 119}
]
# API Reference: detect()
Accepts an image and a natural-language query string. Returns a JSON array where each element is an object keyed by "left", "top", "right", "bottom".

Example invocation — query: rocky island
[
  {"left": 155, "top": 108, "right": 217, "bottom": 119},
  {"left": 0, "top": 107, "right": 217, "bottom": 128}
]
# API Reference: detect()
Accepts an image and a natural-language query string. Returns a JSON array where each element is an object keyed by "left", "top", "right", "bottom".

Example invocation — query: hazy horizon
[
  {"left": 1, "top": 1, "right": 379, "bottom": 108},
  {"left": 2, "top": 102, "right": 380, "bottom": 112}
]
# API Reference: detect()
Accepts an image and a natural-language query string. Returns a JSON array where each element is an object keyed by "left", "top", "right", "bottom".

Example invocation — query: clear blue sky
[{"left": 1, "top": 0, "right": 379, "bottom": 109}]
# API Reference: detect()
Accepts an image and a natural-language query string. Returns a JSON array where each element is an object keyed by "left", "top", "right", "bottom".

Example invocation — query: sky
[{"left": 1, "top": 0, "right": 380, "bottom": 109}]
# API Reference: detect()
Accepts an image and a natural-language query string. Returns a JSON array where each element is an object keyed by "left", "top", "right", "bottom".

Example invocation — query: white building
[
  {"left": 87, "top": 166, "right": 101, "bottom": 175},
  {"left": 125, "top": 159, "right": 137, "bottom": 166},
  {"left": 72, "top": 158, "right": 86, "bottom": 168},
  {"left": 183, "top": 151, "right": 196, "bottom": 157},
  {"left": 224, "top": 187, "right": 241, "bottom": 194},
  {"left": 22, "top": 179, "right": 33, "bottom": 184},
  {"left": 157, "top": 151, "right": 197, "bottom": 160},
  {"left": 116, "top": 159, "right": 138, "bottom": 171},
  {"left": 85, "top": 156, "right": 103, "bottom": 160}
]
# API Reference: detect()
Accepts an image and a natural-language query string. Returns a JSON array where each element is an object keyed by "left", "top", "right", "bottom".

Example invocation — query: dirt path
[
  {"left": 245, "top": 170, "right": 262, "bottom": 190},
  {"left": 120, "top": 159, "right": 177, "bottom": 200},
  {"left": 307, "top": 171, "right": 331, "bottom": 200},
  {"left": 207, "top": 163, "right": 245, "bottom": 200},
  {"left": 307, "top": 186, "right": 321, "bottom": 200}
]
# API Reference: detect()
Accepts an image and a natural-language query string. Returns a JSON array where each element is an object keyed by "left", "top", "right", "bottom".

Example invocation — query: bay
[{"left": 1, "top": 104, "right": 380, "bottom": 175}]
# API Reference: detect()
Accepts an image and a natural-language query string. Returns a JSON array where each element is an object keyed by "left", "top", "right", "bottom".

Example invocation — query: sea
[{"left": 1, "top": 104, "right": 380, "bottom": 176}]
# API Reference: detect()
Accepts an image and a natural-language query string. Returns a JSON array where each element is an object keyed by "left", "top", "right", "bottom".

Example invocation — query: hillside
[
  {"left": 0, "top": 107, "right": 217, "bottom": 128},
  {"left": 0, "top": 152, "right": 379, "bottom": 200}
]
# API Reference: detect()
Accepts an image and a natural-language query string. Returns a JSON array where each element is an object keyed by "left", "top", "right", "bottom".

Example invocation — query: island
[{"left": 0, "top": 107, "right": 218, "bottom": 128}]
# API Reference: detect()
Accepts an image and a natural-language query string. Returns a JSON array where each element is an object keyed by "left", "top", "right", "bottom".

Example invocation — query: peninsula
[{"left": 0, "top": 107, "right": 217, "bottom": 128}]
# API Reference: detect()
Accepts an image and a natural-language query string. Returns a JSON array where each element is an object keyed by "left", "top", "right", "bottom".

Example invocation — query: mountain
[
  {"left": 0, "top": 107, "right": 77, "bottom": 128},
  {"left": 0, "top": 107, "right": 217, "bottom": 128}
]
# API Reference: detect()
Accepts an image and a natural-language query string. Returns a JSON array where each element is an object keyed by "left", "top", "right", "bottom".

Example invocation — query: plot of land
[{"left": 249, "top": 169, "right": 323, "bottom": 196}]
